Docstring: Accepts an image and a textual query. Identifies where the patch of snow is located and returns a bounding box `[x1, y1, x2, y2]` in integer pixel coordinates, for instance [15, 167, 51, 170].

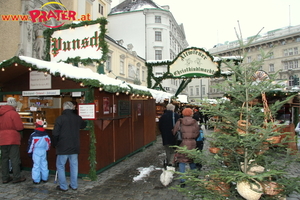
[133, 165, 161, 182]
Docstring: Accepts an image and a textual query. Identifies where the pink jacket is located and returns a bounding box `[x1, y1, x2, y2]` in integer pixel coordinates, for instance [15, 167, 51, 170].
[173, 116, 199, 163]
[0, 105, 24, 145]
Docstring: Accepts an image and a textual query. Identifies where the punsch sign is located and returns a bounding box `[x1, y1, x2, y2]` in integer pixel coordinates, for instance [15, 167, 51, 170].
[50, 23, 103, 62]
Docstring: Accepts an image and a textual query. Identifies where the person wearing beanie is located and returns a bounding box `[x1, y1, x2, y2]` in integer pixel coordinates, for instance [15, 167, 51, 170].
[158, 104, 180, 167]
[0, 97, 26, 184]
[53, 101, 86, 191]
[27, 119, 51, 184]
[172, 107, 199, 188]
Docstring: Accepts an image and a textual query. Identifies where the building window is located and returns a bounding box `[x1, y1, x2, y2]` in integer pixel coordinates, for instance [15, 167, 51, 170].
[120, 60, 124, 74]
[155, 31, 162, 41]
[202, 86, 206, 96]
[284, 62, 288, 70]
[283, 47, 298, 56]
[295, 60, 299, 68]
[269, 64, 274, 72]
[257, 54, 261, 61]
[155, 72, 163, 77]
[289, 48, 293, 56]
[296, 37, 300, 42]
[136, 67, 140, 81]
[155, 50, 162, 60]
[98, 3, 103, 15]
[247, 56, 251, 63]
[128, 64, 135, 78]
[196, 87, 199, 96]
[155, 16, 161, 23]
[142, 70, 145, 81]
[289, 61, 294, 69]
[289, 76, 294, 86]
[294, 47, 298, 55]
[164, 87, 170, 91]
[106, 55, 111, 71]
[269, 52, 274, 59]
[189, 86, 193, 96]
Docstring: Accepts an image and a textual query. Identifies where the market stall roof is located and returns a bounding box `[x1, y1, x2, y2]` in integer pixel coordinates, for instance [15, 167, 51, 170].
[0, 56, 173, 103]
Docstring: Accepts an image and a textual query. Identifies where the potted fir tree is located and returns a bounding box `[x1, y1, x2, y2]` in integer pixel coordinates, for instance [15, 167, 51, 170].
[172, 26, 300, 199]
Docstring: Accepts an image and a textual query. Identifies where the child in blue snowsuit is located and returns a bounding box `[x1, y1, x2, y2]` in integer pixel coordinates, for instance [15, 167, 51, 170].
[27, 120, 51, 184]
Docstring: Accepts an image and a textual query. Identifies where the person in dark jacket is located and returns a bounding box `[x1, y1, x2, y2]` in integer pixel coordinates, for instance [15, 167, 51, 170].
[0, 97, 26, 184]
[159, 104, 180, 166]
[52, 101, 86, 192]
[192, 107, 201, 122]
[28, 119, 51, 184]
[173, 108, 199, 187]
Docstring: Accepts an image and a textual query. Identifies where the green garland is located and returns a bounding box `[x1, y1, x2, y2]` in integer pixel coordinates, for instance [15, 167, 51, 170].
[98, 18, 109, 74]
[84, 88, 97, 181]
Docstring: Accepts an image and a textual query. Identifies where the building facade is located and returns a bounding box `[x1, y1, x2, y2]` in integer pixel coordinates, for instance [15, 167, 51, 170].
[208, 25, 300, 99]
[0, 0, 148, 86]
[108, 0, 189, 95]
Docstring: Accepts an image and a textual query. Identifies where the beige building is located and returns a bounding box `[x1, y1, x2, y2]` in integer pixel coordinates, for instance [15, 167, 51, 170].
[0, 0, 147, 86]
[208, 25, 300, 99]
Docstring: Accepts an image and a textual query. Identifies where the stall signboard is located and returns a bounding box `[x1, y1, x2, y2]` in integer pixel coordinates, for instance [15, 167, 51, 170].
[103, 97, 109, 114]
[169, 48, 218, 78]
[72, 92, 82, 97]
[50, 23, 103, 62]
[22, 90, 60, 96]
[78, 103, 96, 120]
[118, 100, 131, 116]
[30, 71, 51, 89]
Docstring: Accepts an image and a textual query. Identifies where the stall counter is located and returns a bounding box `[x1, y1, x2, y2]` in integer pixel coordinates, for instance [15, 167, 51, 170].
[23, 124, 54, 130]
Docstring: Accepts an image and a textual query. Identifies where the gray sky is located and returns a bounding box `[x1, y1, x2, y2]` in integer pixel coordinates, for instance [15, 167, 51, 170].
[112, 0, 300, 49]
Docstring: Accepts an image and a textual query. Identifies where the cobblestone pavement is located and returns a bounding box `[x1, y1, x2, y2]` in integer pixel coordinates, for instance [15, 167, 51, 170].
[1, 132, 300, 200]
[0, 135, 188, 200]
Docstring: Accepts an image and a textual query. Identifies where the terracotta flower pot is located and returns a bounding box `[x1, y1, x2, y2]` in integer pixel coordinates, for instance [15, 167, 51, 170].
[267, 135, 282, 144]
[262, 181, 283, 196]
[236, 147, 245, 155]
[209, 147, 220, 154]
[255, 142, 269, 155]
[204, 178, 230, 197]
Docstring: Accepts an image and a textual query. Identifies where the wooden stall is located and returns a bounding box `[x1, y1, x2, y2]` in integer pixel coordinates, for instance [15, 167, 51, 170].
[0, 57, 168, 176]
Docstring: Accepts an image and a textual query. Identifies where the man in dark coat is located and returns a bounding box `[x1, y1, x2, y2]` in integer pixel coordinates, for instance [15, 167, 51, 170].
[53, 101, 86, 192]
[158, 104, 180, 166]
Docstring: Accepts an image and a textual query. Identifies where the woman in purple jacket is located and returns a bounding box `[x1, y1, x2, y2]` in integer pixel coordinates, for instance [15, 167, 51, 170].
[173, 108, 199, 188]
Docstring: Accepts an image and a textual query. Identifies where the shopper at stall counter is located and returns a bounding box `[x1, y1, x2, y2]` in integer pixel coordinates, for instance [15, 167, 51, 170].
[0, 97, 26, 184]
[27, 119, 51, 184]
[52, 101, 86, 192]
[172, 108, 199, 188]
